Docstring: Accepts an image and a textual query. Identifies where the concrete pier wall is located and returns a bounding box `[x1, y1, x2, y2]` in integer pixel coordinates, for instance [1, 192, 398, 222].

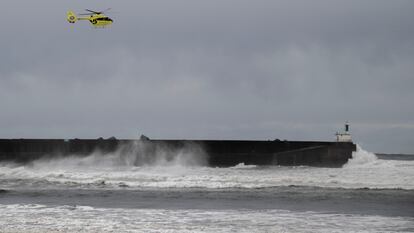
[0, 139, 356, 167]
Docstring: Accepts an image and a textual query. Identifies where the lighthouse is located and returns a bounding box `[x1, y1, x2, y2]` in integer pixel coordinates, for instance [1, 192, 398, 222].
[336, 122, 352, 142]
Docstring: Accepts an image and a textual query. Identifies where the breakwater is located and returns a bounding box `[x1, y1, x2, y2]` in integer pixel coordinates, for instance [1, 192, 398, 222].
[0, 138, 356, 167]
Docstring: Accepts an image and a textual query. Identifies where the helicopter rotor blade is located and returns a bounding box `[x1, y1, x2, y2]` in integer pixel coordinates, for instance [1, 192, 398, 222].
[85, 9, 100, 14]
[102, 8, 112, 13]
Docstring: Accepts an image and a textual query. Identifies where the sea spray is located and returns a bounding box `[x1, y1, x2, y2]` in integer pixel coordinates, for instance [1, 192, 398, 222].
[342, 145, 378, 168]
[29, 140, 208, 170]
[1, 145, 413, 190]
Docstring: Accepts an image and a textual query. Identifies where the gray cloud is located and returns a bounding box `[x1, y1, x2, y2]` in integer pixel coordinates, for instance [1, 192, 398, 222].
[0, 0, 413, 153]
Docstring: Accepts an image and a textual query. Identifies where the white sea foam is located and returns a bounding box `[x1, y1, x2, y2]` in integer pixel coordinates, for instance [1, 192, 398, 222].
[0, 204, 412, 233]
[0, 145, 413, 190]
[343, 145, 379, 168]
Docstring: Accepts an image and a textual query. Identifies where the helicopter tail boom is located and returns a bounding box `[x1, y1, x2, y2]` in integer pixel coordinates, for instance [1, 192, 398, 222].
[67, 11, 77, 23]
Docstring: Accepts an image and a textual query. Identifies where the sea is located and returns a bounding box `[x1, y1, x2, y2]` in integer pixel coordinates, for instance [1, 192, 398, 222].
[0, 145, 413, 232]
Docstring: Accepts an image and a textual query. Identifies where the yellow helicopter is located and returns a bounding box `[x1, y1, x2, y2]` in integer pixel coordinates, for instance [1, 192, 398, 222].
[67, 9, 113, 27]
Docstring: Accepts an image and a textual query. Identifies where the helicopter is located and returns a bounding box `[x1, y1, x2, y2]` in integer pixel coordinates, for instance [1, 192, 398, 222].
[67, 9, 113, 27]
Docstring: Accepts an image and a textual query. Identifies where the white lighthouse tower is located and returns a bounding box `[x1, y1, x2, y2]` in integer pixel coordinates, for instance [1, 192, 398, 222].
[336, 121, 352, 142]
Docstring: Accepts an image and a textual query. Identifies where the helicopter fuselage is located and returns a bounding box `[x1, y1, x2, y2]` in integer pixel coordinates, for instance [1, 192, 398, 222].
[79, 14, 113, 27]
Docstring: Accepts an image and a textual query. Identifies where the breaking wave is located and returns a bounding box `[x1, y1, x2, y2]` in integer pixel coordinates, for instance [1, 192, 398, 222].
[343, 145, 378, 168]
[0, 144, 413, 190]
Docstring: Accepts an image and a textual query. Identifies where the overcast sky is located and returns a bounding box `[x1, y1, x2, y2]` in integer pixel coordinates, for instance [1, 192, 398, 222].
[0, 0, 413, 153]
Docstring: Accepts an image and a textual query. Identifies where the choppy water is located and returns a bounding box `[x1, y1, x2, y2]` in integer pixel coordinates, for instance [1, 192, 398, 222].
[0, 146, 413, 232]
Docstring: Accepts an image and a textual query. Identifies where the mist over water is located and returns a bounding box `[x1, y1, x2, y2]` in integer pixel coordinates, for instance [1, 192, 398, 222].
[32, 140, 208, 169]
[0, 143, 413, 190]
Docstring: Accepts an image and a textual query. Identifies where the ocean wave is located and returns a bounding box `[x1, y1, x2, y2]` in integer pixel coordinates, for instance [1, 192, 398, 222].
[0, 146, 413, 190]
[0, 204, 412, 233]
[343, 145, 380, 168]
